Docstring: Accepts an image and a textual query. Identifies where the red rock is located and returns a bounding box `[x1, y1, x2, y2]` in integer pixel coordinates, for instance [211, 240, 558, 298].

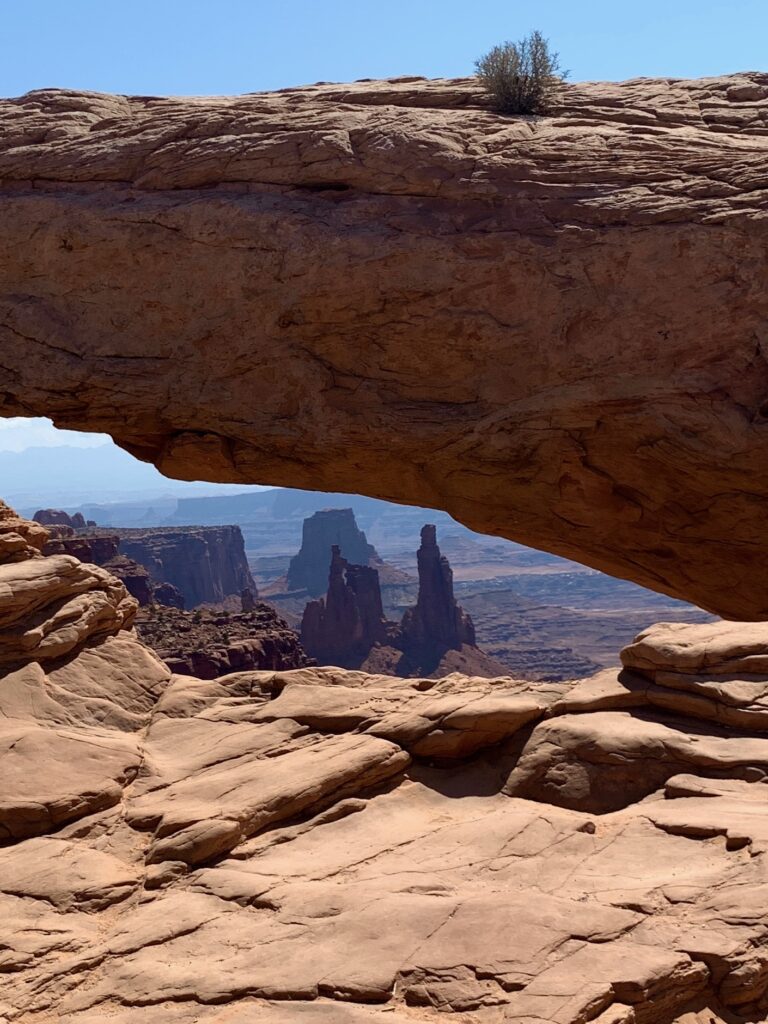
[401, 524, 475, 652]
[33, 509, 86, 529]
[2, 77, 768, 615]
[135, 603, 310, 678]
[111, 526, 257, 607]
[301, 528, 502, 677]
[301, 546, 390, 667]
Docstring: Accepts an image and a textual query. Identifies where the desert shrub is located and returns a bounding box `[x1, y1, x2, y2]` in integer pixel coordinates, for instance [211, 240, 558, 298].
[475, 30, 566, 114]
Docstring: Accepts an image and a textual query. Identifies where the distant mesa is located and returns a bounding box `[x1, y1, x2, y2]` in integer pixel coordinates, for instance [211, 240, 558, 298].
[41, 529, 185, 610]
[33, 508, 94, 529]
[287, 508, 380, 596]
[31, 505, 309, 677]
[113, 527, 257, 608]
[33, 510, 256, 611]
[301, 523, 507, 678]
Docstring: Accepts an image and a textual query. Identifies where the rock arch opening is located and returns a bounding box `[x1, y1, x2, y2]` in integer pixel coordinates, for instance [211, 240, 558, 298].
[1, 78, 768, 618]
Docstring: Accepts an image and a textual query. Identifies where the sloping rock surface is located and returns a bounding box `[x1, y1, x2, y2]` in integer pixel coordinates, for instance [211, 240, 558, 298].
[1, 75, 768, 615]
[3, 492, 768, 1024]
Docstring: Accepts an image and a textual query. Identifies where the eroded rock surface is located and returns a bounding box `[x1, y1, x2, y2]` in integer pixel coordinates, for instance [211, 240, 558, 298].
[288, 508, 382, 596]
[300, 528, 504, 676]
[3, 494, 768, 1024]
[111, 526, 257, 607]
[1, 75, 768, 614]
[41, 530, 184, 608]
[134, 602, 311, 677]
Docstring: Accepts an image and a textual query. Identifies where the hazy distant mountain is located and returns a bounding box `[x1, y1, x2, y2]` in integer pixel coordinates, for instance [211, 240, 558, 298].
[1, 444, 264, 507]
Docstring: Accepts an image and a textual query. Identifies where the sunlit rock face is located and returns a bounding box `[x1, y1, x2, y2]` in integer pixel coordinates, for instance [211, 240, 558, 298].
[3, 70, 768, 1023]
[1, 74, 768, 616]
[4, 495, 768, 1021]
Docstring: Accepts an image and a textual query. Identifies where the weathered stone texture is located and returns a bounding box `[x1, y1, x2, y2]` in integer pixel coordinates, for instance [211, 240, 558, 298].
[1, 75, 768, 614]
[401, 523, 475, 652]
[111, 526, 256, 607]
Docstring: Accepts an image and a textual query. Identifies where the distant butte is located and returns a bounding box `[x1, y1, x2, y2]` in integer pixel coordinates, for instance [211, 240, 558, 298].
[301, 525, 510, 677]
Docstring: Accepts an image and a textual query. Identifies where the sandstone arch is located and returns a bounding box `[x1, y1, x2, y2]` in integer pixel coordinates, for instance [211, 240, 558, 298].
[1, 74, 767, 617]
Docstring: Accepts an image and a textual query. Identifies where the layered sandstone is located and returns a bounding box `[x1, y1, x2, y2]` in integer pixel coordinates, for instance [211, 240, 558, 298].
[1, 75, 768, 615]
[301, 527, 501, 675]
[4, 510, 768, 1024]
[42, 531, 185, 608]
[401, 524, 475, 652]
[108, 526, 257, 607]
[0, 501, 136, 667]
[301, 545, 392, 666]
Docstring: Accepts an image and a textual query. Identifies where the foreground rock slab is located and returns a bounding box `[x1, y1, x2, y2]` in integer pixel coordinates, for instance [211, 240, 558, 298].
[1, 509, 768, 1023]
[1, 76, 768, 615]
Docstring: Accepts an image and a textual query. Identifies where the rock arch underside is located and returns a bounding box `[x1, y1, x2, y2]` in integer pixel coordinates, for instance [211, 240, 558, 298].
[2, 74, 768, 1024]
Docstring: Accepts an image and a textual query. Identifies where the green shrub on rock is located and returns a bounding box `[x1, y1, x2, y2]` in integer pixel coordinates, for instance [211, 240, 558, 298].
[475, 30, 567, 114]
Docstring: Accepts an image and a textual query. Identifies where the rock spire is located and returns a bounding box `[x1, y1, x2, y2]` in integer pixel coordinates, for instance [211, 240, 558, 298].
[400, 524, 475, 652]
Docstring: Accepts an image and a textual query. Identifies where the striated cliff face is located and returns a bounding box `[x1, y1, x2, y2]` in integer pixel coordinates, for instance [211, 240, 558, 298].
[1, 75, 768, 615]
[287, 508, 379, 596]
[301, 545, 391, 666]
[110, 526, 257, 607]
[42, 531, 185, 609]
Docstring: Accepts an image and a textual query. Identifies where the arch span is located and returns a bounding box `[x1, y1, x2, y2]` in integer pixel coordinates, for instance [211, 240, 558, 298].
[1, 75, 768, 617]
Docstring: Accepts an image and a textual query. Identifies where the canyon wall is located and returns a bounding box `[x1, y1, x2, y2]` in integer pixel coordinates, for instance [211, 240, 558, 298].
[112, 526, 257, 607]
[41, 528, 184, 608]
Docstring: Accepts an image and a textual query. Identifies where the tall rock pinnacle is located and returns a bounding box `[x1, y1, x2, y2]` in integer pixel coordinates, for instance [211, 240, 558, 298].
[300, 545, 388, 666]
[401, 525, 475, 652]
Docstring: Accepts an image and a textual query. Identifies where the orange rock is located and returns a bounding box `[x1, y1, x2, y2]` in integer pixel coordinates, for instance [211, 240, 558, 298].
[1, 76, 768, 615]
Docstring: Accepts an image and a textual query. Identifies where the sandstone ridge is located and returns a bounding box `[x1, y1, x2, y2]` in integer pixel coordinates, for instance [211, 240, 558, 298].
[4, 498, 768, 1021]
[1, 74, 768, 616]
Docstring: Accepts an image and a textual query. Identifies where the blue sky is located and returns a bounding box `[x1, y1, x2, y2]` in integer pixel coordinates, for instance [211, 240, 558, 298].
[2, 0, 765, 99]
[1, 0, 765, 455]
